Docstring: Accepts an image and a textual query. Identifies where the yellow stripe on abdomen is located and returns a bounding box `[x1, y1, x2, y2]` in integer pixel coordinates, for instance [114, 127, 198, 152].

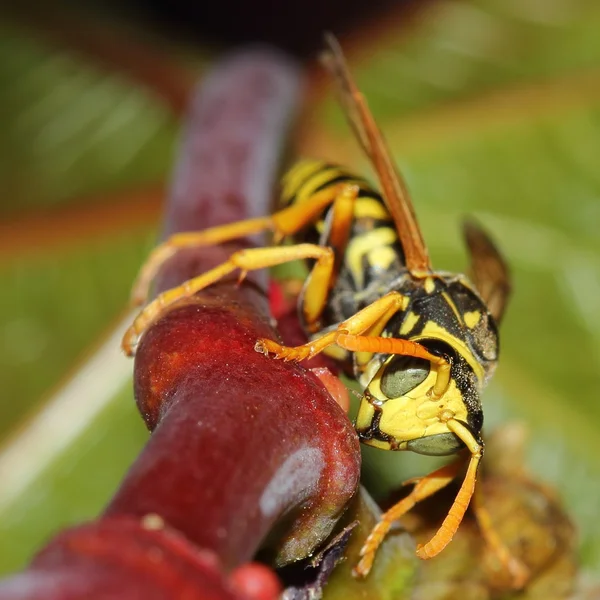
[294, 167, 348, 204]
[280, 159, 326, 205]
[346, 227, 398, 289]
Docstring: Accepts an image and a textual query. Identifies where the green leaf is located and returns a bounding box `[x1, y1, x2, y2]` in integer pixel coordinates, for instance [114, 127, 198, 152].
[0, 19, 175, 575]
[0, 19, 174, 433]
[0, 229, 155, 437]
[0, 22, 178, 214]
[0, 378, 148, 574]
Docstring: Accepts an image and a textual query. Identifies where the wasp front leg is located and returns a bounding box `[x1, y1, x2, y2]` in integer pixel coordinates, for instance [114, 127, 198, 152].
[257, 292, 451, 399]
[354, 417, 483, 578]
[255, 290, 407, 361]
[415, 417, 482, 558]
[353, 456, 464, 577]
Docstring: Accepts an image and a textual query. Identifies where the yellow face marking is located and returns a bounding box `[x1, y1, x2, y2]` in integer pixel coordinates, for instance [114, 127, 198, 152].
[356, 400, 376, 433]
[400, 311, 420, 335]
[355, 401, 392, 450]
[360, 366, 468, 445]
[346, 228, 398, 289]
[362, 438, 392, 451]
[463, 310, 481, 328]
[413, 320, 485, 382]
[424, 277, 436, 294]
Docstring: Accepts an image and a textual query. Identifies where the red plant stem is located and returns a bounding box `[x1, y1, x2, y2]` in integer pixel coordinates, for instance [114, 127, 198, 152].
[105, 47, 361, 569]
[0, 49, 360, 599]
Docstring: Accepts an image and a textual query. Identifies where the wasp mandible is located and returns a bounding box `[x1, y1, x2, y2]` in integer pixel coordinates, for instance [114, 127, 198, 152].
[122, 35, 525, 583]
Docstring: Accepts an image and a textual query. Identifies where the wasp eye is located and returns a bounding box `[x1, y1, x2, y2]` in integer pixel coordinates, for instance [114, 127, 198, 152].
[380, 356, 430, 398]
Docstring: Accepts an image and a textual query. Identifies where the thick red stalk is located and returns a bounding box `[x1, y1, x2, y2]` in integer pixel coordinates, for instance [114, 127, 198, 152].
[0, 49, 360, 599]
[106, 48, 361, 569]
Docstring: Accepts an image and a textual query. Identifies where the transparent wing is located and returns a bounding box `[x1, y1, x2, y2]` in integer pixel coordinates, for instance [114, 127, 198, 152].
[463, 219, 511, 324]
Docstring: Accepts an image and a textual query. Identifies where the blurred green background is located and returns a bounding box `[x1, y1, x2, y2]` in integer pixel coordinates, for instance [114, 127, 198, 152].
[0, 0, 599, 586]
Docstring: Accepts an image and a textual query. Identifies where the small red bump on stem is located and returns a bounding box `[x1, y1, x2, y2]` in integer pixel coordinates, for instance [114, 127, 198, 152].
[229, 563, 282, 600]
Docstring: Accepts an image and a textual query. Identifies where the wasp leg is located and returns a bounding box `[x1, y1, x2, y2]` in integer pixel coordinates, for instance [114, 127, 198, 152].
[472, 488, 530, 589]
[353, 417, 482, 576]
[336, 334, 451, 399]
[256, 291, 406, 360]
[353, 456, 466, 578]
[416, 417, 482, 559]
[131, 183, 358, 306]
[300, 184, 359, 330]
[256, 292, 451, 399]
[122, 244, 334, 356]
[131, 218, 271, 306]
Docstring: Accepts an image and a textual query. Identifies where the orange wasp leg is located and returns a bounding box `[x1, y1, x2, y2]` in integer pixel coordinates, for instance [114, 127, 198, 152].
[131, 218, 271, 306]
[257, 295, 451, 399]
[472, 488, 530, 589]
[123, 184, 360, 356]
[416, 417, 482, 559]
[122, 243, 335, 356]
[130, 183, 359, 306]
[337, 334, 451, 399]
[355, 419, 483, 577]
[353, 456, 466, 578]
[256, 291, 407, 361]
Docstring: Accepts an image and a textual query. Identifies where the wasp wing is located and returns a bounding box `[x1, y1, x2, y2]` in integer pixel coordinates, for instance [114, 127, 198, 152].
[463, 219, 511, 324]
[321, 34, 431, 275]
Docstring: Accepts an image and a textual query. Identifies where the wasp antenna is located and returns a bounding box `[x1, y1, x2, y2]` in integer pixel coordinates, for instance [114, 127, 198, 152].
[321, 33, 372, 156]
[320, 34, 431, 275]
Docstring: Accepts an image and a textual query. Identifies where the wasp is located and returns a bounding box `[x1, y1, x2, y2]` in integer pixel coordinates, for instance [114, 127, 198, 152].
[122, 35, 527, 583]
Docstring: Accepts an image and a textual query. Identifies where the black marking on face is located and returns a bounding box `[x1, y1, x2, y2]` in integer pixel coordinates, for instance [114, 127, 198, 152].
[420, 340, 484, 438]
[356, 390, 398, 449]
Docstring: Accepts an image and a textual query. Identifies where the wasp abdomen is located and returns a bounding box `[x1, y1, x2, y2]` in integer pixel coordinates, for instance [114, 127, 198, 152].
[281, 159, 405, 301]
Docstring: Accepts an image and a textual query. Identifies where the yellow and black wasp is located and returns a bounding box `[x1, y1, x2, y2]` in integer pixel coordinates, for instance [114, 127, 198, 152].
[122, 35, 526, 583]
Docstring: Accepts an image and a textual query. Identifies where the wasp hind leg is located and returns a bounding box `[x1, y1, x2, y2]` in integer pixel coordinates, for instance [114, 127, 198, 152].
[123, 183, 360, 356]
[130, 183, 359, 306]
[122, 244, 336, 356]
[131, 217, 272, 306]
[472, 488, 530, 589]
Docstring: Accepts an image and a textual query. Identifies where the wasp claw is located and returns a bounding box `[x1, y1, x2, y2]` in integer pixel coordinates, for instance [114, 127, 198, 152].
[254, 340, 269, 356]
[352, 556, 371, 579]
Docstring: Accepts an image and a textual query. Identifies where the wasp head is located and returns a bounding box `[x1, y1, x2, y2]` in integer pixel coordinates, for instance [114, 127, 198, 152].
[355, 343, 483, 455]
